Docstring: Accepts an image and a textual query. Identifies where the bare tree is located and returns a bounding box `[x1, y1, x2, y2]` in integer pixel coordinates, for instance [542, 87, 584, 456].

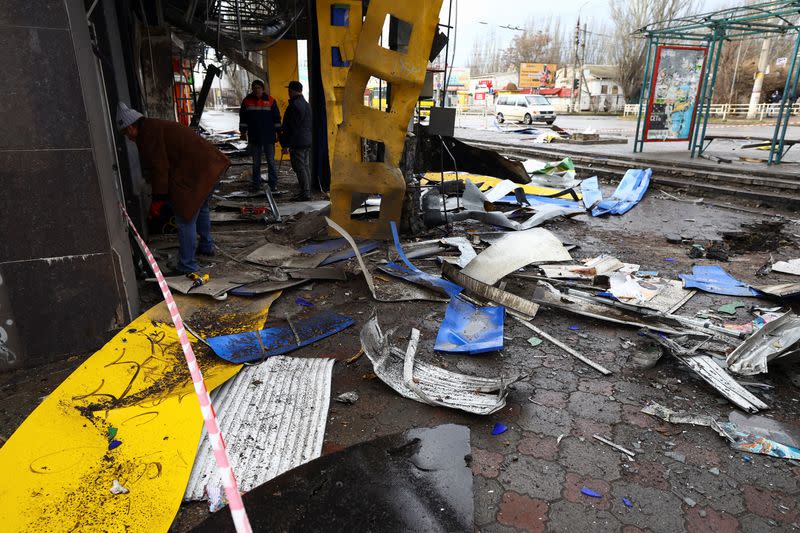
[501, 16, 566, 68]
[468, 30, 504, 75]
[609, 0, 696, 102]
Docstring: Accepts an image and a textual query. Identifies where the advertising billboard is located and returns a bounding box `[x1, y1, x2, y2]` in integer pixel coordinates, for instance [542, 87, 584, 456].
[519, 63, 557, 89]
[644, 45, 707, 142]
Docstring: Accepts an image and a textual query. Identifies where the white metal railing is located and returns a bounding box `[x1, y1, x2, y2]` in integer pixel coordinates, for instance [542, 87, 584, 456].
[623, 102, 800, 119]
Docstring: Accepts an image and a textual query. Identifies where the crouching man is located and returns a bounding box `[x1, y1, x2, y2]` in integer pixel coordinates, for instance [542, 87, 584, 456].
[116, 102, 230, 274]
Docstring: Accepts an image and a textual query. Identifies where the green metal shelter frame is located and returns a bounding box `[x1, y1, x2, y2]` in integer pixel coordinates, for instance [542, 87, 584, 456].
[632, 0, 800, 164]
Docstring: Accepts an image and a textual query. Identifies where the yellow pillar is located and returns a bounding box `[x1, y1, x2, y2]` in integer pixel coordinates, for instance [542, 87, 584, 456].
[263, 39, 299, 150]
[316, 1, 363, 171]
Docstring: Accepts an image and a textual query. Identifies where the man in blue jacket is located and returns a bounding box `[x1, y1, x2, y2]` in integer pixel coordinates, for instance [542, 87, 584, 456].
[239, 80, 281, 191]
[280, 81, 313, 201]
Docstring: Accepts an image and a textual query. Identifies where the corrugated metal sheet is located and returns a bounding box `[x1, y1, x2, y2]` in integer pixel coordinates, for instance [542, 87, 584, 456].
[184, 356, 334, 501]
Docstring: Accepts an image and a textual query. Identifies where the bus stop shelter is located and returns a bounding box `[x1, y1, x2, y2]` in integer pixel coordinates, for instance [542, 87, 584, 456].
[632, 0, 800, 165]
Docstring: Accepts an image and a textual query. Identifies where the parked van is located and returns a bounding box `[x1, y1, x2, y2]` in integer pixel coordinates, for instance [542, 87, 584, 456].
[495, 94, 556, 125]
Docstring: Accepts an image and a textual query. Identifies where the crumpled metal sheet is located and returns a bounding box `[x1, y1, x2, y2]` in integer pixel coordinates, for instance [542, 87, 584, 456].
[727, 312, 800, 375]
[440, 237, 477, 268]
[434, 296, 505, 354]
[452, 180, 584, 231]
[642, 402, 800, 460]
[461, 228, 572, 285]
[591, 168, 652, 216]
[184, 356, 334, 502]
[207, 310, 355, 363]
[679, 265, 761, 297]
[641, 331, 768, 413]
[361, 316, 522, 415]
[754, 281, 800, 299]
[442, 262, 539, 319]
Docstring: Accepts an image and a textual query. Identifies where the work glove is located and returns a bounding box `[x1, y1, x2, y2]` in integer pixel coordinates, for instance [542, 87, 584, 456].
[149, 195, 168, 219]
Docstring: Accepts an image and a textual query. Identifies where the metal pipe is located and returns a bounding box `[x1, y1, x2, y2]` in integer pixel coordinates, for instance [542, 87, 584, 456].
[696, 29, 726, 157]
[768, 32, 800, 164]
[633, 37, 655, 153]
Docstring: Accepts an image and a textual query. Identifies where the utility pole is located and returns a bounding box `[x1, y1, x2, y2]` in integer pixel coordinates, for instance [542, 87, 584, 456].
[570, 17, 580, 113]
[747, 38, 771, 119]
[580, 23, 587, 111]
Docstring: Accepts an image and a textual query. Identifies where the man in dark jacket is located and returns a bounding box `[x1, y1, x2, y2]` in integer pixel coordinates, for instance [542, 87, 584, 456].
[280, 81, 313, 201]
[116, 102, 230, 274]
[239, 80, 282, 191]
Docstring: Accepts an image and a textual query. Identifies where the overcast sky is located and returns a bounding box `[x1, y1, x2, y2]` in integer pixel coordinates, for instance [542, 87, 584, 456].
[439, 0, 729, 68]
[440, 0, 611, 67]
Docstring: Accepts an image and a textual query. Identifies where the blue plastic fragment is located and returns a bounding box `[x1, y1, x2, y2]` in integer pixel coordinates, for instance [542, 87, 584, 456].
[434, 296, 505, 354]
[295, 297, 314, 307]
[664, 258, 676, 262]
[491, 423, 508, 436]
[679, 265, 761, 297]
[207, 311, 355, 363]
[581, 487, 602, 498]
[580, 176, 603, 210]
[319, 240, 379, 266]
[108, 439, 122, 450]
[623, 498, 633, 508]
[389, 222, 463, 298]
[636, 271, 658, 278]
[591, 168, 652, 216]
[297, 238, 348, 254]
[569, 325, 580, 331]
[497, 194, 583, 210]
[743, 455, 752, 463]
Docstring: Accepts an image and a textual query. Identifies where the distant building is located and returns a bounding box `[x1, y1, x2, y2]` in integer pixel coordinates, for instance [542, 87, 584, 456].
[555, 65, 625, 112]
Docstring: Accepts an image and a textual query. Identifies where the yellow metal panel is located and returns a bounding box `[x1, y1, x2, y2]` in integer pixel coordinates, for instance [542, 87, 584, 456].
[0, 293, 280, 532]
[421, 171, 583, 199]
[316, 0, 363, 171]
[264, 39, 299, 150]
[329, 0, 444, 239]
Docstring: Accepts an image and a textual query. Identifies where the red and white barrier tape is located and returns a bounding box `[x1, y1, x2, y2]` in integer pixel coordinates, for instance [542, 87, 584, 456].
[120, 206, 251, 533]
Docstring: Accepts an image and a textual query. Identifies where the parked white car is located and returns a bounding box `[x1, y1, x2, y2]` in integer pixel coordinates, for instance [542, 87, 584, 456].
[495, 94, 556, 125]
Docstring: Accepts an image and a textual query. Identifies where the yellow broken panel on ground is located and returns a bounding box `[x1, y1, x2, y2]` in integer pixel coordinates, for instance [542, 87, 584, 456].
[329, 0, 444, 239]
[0, 292, 280, 532]
[421, 171, 583, 199]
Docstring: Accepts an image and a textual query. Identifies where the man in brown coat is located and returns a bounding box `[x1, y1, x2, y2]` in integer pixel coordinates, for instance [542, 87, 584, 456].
[116, 103, 230, 274]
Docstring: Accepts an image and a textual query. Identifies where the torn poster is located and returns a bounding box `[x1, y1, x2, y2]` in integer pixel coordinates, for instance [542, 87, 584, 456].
[642, 403, 800, 460]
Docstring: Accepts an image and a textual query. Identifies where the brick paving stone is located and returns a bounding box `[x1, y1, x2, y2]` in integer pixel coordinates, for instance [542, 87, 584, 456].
[542, 353, 575, 371]
[548, 500, 622, 533]
[496, 491, 548, 532]
[518, 403, 572, 436]
[578, 379, 615, 396]
[621, 403, 657, 429]
[610, 482, 686, 533]
[685, 506, 742, 533]
[529, 368, 579, 393]
[614, 380, 669, 406]
[568, 390, 621, 424]
[530, 389, 568, 409]
[478, 523, 523, 533]
[669, 465, 745, 515]
[572, 417, 613, 440]
[738, 514, 783, 532]
[621, 458, 670, 491]
[517, 432, 559, 461]
[474, 475, 503, 527]
[472, 447, 505, 479]
[497, 455, 565, 502]
[559, 437, 622, 481]
[673, 442, 720, 467]
[743, 485, 799, 524]
[471, 423, 522, 451]
[724, 455, 800, 493]
[621, 527, 653, 533]
[563, 472, 613, 510]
